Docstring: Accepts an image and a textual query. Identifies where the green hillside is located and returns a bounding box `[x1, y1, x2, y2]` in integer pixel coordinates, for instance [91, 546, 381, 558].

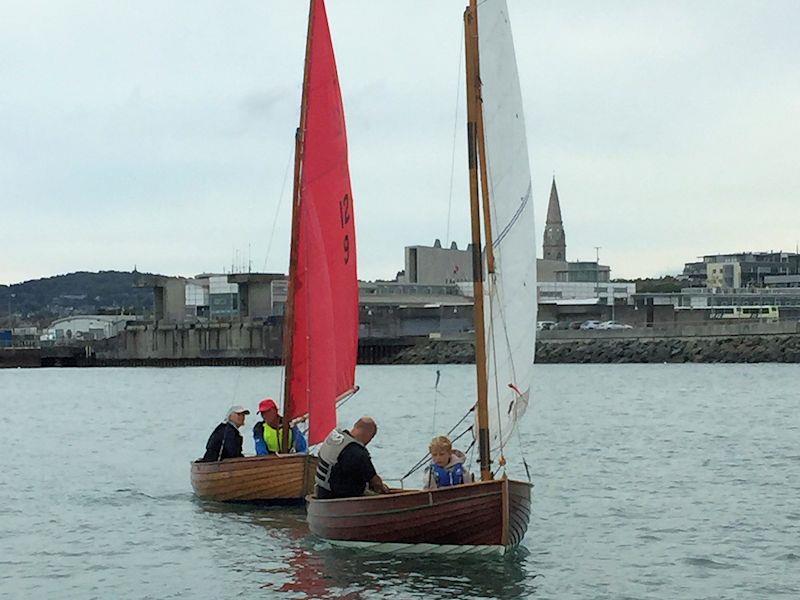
[1, 271, 157, 326]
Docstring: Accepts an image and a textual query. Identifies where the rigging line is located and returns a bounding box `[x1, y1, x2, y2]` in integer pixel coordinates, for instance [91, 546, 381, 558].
[480, 136, 519, 453]
[493, 272, 520, 386]
[262, 146, 295, 271]
[486, 274, 505, 457]
[399, 406, 475, 480]
[480, 132, 530, 391]
[444, 24, 464, 246]
[515, 412, 532, 483]
[400, 425, 474, 481]
[431, 368, 441, 436]
[466, 437, 476, 476]
[298, 388, 359, 439]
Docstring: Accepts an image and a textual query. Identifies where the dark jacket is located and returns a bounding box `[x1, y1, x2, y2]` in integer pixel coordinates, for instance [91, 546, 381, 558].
[316, 440, 377, 499]
[199, 421, 243, 462]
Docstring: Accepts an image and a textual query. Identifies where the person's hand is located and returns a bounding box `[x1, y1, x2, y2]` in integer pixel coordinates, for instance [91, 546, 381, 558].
[380, 482, 391, 494]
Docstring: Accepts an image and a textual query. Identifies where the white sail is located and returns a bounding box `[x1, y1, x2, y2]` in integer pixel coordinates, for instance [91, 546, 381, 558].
[477, 0, 537, 453]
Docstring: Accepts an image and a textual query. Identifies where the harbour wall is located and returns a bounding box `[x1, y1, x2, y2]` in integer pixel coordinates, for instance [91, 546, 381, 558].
[387, 331, 800, 364]
[3, 320, 800, 367]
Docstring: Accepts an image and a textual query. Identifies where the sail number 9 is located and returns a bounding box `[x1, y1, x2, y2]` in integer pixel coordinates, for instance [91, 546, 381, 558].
[340, 194, 351, 264]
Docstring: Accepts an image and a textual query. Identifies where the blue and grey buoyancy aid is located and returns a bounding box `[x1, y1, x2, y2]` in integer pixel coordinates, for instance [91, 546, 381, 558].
[315, 428, 363, 492]
[431, 462, 464, 487]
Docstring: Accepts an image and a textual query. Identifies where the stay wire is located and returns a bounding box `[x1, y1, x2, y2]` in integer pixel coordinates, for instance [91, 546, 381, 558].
[444, 25, 464, 246]
[262, 146, 294, 271]
[400, 405, 475, 481]
[400, 425, 474, 482]
[486, 274, 505, 463]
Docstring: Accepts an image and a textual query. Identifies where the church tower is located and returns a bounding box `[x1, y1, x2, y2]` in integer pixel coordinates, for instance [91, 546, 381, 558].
[542, 177, 566, 261]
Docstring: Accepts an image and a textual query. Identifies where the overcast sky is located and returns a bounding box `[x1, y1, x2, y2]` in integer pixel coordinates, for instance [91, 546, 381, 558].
[1, 0, 798, 285]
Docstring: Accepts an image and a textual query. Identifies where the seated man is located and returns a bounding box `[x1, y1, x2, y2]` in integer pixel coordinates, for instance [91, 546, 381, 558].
[422, 435, 473, 489]
[314, 416, 390, 499]
[253, 398, 308, 455]
[199, 405, 249, 462]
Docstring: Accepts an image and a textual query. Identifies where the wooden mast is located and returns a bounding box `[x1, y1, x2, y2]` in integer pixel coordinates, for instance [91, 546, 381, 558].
[472, 8, 496, 277]
[281, 0, 316, 453]
[464, 0, 492, 482]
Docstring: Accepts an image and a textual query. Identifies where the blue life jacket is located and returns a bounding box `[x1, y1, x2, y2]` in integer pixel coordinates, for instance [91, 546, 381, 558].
[431, 462, 464, 487]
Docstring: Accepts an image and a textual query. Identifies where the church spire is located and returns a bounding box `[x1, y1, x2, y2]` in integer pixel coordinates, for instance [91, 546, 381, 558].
[543, 177, 566, 261]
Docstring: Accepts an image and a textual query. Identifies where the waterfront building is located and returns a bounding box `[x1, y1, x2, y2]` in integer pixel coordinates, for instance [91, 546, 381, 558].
[43, 315, 136, 342]
[682, 251, 800, 288]
[633, 287, 800, 325]
[401, 239, 472, 285]
[764, 274, 800, 288]
[553, 261, 610, 283]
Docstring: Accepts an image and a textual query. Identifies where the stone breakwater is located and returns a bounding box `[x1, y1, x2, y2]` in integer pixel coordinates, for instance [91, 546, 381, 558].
[386, 335, 800, 364]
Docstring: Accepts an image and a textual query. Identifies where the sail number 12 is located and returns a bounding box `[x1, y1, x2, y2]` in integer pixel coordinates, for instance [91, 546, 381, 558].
[339, 193, 351, 264]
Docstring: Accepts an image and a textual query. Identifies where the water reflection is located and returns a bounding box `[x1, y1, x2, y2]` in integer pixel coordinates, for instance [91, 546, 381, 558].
[198, 501, 538, 599]
[294, 543, 539, 600]
[193, 500, 540, 599]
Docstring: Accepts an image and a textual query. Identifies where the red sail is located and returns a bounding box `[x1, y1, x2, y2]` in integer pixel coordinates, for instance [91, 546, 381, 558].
[288, 0, 358, 445]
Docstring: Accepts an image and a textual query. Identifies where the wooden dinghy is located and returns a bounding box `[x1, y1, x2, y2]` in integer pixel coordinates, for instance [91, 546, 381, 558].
[307, 479, 531, 554]
[191, 454, 317, 503]
[308, 0, 538, 554]
[190, 0, 359, 504]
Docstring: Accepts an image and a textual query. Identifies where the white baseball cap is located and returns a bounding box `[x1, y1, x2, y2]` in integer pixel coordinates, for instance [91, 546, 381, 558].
[226, 405, 250, 418]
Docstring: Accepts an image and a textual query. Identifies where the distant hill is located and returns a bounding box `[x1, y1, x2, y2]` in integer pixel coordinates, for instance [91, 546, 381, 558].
[0, 271, 157, 325]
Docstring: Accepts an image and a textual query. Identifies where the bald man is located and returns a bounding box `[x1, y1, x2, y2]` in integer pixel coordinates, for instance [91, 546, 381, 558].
[315, 417, 390, 499]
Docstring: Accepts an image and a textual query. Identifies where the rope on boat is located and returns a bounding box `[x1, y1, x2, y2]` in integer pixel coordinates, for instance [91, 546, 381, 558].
[431, 369, 442, 436]
[298, 386, 360, 441]
[486, 274, 506, 467]
[514, 388, 533, 483]
[399, 421, 474, 483]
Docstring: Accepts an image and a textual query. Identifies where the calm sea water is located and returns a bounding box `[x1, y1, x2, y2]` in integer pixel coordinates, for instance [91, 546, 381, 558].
[1, 364, 799, 599]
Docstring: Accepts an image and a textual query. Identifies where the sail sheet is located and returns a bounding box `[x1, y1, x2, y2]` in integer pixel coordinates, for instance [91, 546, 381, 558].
[477, 0, 537, 452]
[288, 0, 358, 445]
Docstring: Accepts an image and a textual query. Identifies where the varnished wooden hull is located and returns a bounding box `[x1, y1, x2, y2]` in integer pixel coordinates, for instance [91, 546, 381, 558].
[190, 454, 317, 503]
[307, 478, 531, 550]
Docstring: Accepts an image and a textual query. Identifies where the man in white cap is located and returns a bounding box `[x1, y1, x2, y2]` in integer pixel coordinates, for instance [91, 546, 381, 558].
[199, 405, 250, 462]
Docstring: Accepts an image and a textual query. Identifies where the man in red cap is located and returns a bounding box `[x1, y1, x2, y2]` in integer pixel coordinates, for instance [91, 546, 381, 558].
[253, 398, 308, 455]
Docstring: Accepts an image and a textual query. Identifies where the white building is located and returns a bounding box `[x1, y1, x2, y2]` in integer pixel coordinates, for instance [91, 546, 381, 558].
[45, 315, 136, 341]
[537, 281, 636, 306]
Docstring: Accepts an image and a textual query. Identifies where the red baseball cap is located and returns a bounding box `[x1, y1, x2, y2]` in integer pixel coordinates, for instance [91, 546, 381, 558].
[258, 398, 278, 413]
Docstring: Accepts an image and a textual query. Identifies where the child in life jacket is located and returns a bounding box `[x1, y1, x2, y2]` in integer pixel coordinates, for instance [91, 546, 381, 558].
[422, 435, 473, 490]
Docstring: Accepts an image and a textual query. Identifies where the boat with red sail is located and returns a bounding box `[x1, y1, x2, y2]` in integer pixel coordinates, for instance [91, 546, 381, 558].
[307, 0, 537, 552]
[191, 0, 359, 504]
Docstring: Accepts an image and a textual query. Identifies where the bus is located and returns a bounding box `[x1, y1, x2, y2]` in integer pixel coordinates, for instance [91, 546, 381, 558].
[707, 306, 779, 321]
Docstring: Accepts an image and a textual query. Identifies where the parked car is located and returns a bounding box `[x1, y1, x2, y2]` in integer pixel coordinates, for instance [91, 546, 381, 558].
[598, 320, 633, 330]
[569, 320, 584, 330]
[554, 321, 571, 330]
[580, 320, 601, 330]
[537, 321, 556, 331]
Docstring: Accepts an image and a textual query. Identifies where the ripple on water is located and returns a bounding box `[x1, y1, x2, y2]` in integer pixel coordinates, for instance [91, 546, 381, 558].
[683, 557, 737, 570]
[4, 363, 800, 599]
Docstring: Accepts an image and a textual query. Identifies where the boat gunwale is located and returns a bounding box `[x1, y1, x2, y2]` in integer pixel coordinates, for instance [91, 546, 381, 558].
[190, 453, 313, 472]
[309, 477, 530, 500]
[307, 489, 503, 519]
[306, 478, 532, 514]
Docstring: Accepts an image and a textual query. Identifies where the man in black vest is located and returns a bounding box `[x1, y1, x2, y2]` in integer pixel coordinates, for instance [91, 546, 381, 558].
[315, 416, 390, 499]
[199, 405, 249, 462]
